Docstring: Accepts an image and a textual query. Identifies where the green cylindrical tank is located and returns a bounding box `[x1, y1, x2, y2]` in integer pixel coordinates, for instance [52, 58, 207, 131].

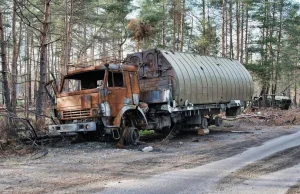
[127, 49, 254, 105]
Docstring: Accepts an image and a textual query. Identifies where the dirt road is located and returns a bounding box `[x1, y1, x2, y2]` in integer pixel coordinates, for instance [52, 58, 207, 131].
[0, 125, 299, 194]
[101, 130, 300, 194]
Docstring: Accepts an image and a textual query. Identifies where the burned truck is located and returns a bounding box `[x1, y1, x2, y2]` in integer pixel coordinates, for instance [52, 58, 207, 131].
[48, 49, 254, 145]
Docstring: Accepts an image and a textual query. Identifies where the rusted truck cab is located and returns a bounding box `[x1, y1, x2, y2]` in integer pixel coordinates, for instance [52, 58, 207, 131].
[48, 63, 147, 145]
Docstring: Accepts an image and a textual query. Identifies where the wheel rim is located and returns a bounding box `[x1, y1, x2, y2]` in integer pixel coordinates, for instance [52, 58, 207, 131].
[130, 128, 140, 145]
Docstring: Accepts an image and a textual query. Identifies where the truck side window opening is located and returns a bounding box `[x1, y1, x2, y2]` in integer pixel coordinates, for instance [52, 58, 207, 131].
[113, 72, 124, 87]
[108, 72, 124, 87]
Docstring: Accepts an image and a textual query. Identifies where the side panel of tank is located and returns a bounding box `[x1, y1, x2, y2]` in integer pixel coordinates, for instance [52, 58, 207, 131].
[160, 51, 253, 105]
[127, 50, 253, 105]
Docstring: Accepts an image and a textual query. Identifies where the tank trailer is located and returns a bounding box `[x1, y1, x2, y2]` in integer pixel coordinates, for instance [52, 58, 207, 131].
[47, 49, 254, 145]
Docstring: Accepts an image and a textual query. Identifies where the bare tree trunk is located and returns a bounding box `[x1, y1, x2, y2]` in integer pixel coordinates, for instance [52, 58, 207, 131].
[11, 2, 18, 114]
[50, 33, 54, 78]
[67, 0, 73, 69]
[0, 12, 12, 112]
[236, 1, 240, 61]
[180, 0, 185, 52]
[177, 10, 180, 51]
[294, 67, 297, 106]
[102, 31, 107, 55]
[162, 1, 166, 48]
[240, 2, 244, 63]
[274, 0, 283, 96]
[202, 0, 206, 55]
[29, 34, 33, 106]
[172, 0, 177, 51]
[221, 0, 225, 57]
[287, 72, 291, 98]
[245, 3, 249, 64]
[229, 0, 233, 59]
[36, 0, 50, 121]
[25, 28, 30, 117]
[90, 26, 96, 64]
[33, 43, 37, 103]
[270, 2, 276, 96]
[83, 23, 87, 62]
[225, 1, 228, 57]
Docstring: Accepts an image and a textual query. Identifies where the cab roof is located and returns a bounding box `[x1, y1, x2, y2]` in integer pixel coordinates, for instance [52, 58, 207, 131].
[65, 63, 137, 79]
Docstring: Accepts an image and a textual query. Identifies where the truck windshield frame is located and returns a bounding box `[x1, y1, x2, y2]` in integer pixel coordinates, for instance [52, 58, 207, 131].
[61, 69, 106, 93]
[60, 69, 125, 93]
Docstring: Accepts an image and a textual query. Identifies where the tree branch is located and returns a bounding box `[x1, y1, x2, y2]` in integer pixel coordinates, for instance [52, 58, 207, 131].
[45, 38, 60, 46]
[15, 9, 43, 34]
[16, 0, 44, 24]
[26, 0, 44, 14]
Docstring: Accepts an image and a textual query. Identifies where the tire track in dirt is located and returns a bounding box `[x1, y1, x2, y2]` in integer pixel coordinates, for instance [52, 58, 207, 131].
[217, 146, 300, 190]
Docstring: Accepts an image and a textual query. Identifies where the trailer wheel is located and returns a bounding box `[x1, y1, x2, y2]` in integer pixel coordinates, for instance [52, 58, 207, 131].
[200, 118, 208, 129]
[214, 116, 223, 127]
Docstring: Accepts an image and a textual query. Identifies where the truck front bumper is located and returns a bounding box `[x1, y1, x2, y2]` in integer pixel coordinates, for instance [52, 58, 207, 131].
[49, 122, 97, 134]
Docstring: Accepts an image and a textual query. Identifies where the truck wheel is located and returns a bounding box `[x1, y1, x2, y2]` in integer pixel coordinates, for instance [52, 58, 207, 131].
[200, 118, 208, 129]
[129, 127, 140, 145]
[214, 116, 223, 127]
[122, 127, 140, 146]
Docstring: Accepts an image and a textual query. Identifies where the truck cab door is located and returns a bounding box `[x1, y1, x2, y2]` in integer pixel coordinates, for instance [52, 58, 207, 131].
[105, 71, 127, 117]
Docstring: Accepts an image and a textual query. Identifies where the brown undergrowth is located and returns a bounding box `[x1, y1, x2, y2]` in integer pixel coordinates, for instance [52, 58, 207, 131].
[0, 118, 36, 157]
[232, 107, 300, 127]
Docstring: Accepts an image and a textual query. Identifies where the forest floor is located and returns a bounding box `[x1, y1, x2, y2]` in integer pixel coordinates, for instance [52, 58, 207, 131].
[0, 108, 300, 194]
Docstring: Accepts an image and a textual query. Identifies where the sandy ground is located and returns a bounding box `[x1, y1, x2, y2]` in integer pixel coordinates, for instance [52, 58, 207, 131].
[0, 119, 300, 194]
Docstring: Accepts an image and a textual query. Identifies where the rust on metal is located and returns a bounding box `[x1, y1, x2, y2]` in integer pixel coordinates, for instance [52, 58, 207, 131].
[81, 95, 92, 109]
[55, 63, 140, 125]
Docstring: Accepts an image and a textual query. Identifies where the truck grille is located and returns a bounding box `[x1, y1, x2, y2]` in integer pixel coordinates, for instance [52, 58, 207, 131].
[63, 109, 90, 119]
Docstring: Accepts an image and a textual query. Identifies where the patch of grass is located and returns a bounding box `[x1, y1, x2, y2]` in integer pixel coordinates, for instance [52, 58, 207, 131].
[139, 130, 155, 136]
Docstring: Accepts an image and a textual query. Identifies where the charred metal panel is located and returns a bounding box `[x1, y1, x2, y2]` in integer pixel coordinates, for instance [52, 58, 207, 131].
[81, 95, 91, 109]
[140, 90, 170, 104]
[127, 49, 254, 106]
[57, 92, 99, 110]
[129, 72, 140, 95]
[107, 87, 127, 117]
